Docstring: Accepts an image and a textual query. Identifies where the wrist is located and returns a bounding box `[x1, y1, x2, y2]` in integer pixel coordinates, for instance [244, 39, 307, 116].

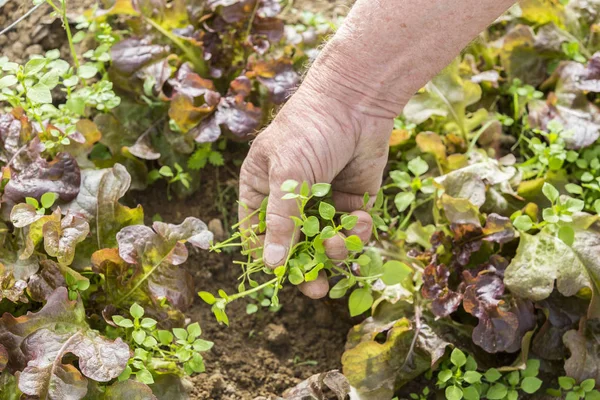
[302, 27, 409, 120]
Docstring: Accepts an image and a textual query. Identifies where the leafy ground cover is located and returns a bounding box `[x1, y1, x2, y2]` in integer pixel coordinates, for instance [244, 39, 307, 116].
[1, 0, 600, 399]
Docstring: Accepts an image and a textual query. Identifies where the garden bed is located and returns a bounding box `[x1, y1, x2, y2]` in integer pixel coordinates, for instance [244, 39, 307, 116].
[1, 1, 599, 400]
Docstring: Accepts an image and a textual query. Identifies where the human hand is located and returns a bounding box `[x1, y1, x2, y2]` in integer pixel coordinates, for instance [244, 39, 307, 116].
[238, 74, 394, 299]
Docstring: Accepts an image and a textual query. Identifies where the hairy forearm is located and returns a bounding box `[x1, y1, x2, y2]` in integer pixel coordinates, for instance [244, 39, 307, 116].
[303, 0, 515, 119]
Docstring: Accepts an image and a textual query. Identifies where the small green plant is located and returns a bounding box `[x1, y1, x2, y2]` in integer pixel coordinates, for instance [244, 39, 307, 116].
[512, 182, 584, 245]
[148, 163, 192, 199]
[436, 349, 542, 400]
[547, 377, 600, 400]
[24, 192, 57, 215]
[245, 285, 282, 315]
[200, 181, 412, 323]
[507, 78, 543, 121]
[384, 156, 436, 234]
[112, 304, 213, 384]
[409, 386, 431, 400]
[518, 120, 578, 179]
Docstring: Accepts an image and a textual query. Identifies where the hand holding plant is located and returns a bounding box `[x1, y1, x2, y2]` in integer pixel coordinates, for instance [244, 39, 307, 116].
[238, 81, 392, 298]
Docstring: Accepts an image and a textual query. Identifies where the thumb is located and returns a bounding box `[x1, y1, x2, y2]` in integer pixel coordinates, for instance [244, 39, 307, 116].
[263, 179, 301, 269]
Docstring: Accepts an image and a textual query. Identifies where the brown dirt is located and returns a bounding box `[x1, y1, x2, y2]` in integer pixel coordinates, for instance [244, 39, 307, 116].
[0, 0, 92, 63]
[129, 155, 357, 400]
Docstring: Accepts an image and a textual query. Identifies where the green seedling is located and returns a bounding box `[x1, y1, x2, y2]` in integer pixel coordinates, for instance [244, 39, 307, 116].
[547, 377, 600, 400]
[200, 181, 415, 323]
[112, 303, 213, 384]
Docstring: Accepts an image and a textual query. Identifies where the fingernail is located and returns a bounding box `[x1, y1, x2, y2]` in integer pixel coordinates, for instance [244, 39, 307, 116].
[354, 222, 369, 234]
[264, 243, 287, 267]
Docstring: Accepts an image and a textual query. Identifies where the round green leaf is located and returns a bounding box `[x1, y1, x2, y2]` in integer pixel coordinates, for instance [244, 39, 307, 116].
[132, 329, 146, 345]
[463, 386, 480, 400]
[27, 84, 52, 104]
[486, 383, 508, 400]
[344, 235, 364, 252]
[408, 157, 429, 176]
[281, 179, 299, 192]
[246, 303, 258, 314]
[559, 377, 576, 390]
[341, 215, 359, 230]
[302, 216, 320, 237]
[0, 75, 17, 89]
[485, 368, 502, 383]
[157, 330, 173, 345]
[438, 369, 453, 383]
[40, 192, 57, 209]
[381, 260, 412, 285]
[135, 368, 154, 384]
[450, 348, 467, 367]
[542, 182, 559, 203]
[582, 379, 596, 392]
[445, 385, 463, 400]
[348, 288, 373, 317]
[187, 322, 201, 338]
[513, 215, 533, 232]
[464, 371, 482, 384]
[289, 266, 304, 285]
[129, 303, 144, 319]
[311, 183, 331, 197]
[198, 291, 216, 305]
[394, 192, 415, 213]
[329, 278, 351, 299]
[77, 64, 98, 79]
[319, 202, 336, 220]
[140, 318, 157, 329]
[521, 377, 542, 394]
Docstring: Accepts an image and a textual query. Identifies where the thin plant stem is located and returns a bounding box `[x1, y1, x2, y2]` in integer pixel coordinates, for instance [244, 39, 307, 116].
[46, 0, 80, 68]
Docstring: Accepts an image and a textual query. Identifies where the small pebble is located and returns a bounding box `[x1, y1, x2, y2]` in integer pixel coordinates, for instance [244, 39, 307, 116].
[208, 218, 226, 241]
[264, 323, 289, 346]
[25, 44, 43, 56]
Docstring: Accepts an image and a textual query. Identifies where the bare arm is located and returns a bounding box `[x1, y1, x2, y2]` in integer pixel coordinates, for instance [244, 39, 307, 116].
[306, 0, 516, 118]
[239, 0, 516, 298]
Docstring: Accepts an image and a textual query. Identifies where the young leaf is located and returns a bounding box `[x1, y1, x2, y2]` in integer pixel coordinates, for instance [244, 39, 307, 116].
[450, 348, 467, 367]
[344, 235, 364, 252]
[318, 202, 336, 220]
[341, 215, 359, 230]
[381, 261, 412, 286]
[513, 215, 533, 231]
[289, 266, 304, 285]
[408, 157, 429, 177]
[485, 368, 502, 382]
[130, 303, 144, 319]
[521, 376, 543, 394]
[198, 291, 216, 305]
[280, 179, 298, 193]
[187, 322, 201, 338]
[542, 182, 559, 203]
[246, 303, 258, 314]
[445, 385, 463, 400]
[486, 383, 508, 400]
[40, 192, 57, 209]
[394, 192, 415, 213]
[311, 183, 331, 197]
[302, 216, 320, 237]
[348, 288, 373, 317]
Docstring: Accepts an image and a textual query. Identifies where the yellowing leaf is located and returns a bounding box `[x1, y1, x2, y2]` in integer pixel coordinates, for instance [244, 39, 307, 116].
[389, 129, 411, 147]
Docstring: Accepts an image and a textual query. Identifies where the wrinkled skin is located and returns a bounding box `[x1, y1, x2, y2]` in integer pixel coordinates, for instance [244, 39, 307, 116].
[237, 0, 517, 298]
[239, 80, 391, 298]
